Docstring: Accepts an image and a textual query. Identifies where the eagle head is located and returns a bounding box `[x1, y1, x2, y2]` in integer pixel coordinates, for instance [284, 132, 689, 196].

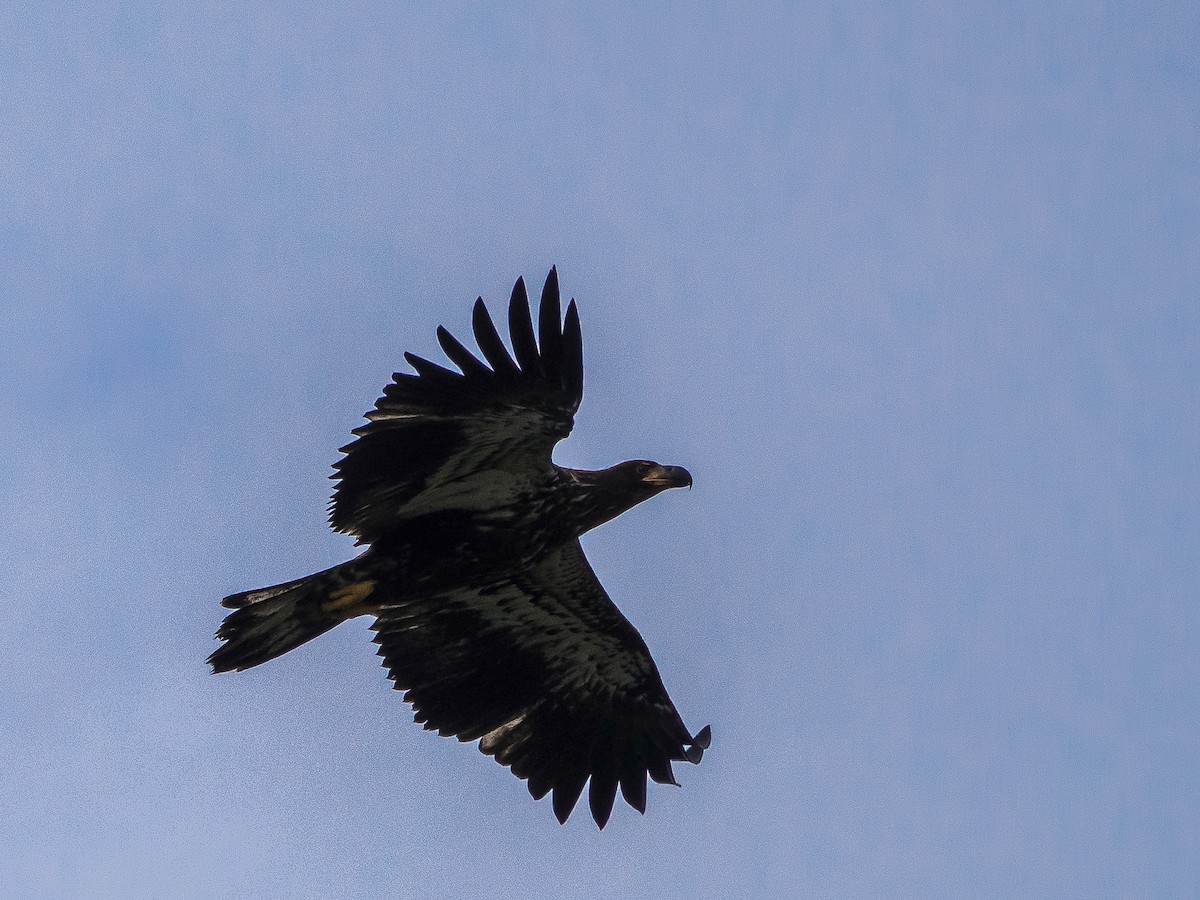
[620, 459, 693, 493]
[567, 460, 692, 535]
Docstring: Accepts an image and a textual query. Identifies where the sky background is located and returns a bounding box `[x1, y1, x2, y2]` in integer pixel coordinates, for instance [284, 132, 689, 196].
[1, 2, 1197, 898]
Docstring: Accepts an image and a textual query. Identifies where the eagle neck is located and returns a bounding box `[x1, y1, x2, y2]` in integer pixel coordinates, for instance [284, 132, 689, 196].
[557, 467, 643, 537]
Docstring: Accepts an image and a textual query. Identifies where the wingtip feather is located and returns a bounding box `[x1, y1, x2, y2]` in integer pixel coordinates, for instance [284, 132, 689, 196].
[507, 276, 541, 373]
[436, 324, 490, 377]
[403, 351, 461, 381]
[552, 775, 587, 824]
[472, 296, 519, 376]
[589, 776, 619, 829]
[538, 268, 563, 378]
[562, 300, 583, 402]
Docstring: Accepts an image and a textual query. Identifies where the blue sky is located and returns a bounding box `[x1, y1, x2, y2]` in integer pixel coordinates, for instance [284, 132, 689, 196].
[1, 2, 1197, 897]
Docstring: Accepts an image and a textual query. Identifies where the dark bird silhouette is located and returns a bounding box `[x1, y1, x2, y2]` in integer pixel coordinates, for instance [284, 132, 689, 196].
[209, 268, 709, 828]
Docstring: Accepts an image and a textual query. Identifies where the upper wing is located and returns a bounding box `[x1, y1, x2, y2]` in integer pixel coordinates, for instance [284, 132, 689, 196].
[330, 268, 584, 544]
[371, 539, 711, 828]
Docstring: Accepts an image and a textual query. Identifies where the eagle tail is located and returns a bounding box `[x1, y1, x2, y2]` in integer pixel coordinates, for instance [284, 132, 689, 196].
[208, 564, 376, 673]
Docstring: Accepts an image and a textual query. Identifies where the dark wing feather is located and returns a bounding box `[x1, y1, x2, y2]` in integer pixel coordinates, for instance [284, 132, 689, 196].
[436, 325, 491, 378]
[471, 296, 521, 377]
[507, 277, 541, 374]
[370, 540, 709, 827]
[330, 269, 584, 543]
[538, 268, 563, 381]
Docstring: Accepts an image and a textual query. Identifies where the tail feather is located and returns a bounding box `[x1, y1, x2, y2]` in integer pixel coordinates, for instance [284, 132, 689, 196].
[220, 573, 313, 610]
[208, 569, 351, 673]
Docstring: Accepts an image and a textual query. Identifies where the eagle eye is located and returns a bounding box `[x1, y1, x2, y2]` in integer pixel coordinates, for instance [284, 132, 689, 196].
[635, 462, 652, 476]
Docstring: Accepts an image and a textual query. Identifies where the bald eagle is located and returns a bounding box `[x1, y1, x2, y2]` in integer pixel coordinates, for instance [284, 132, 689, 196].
[209, 269, 709, 828]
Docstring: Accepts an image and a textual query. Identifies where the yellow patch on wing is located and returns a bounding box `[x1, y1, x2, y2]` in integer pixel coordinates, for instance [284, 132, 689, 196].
[324, 580, 377, 616]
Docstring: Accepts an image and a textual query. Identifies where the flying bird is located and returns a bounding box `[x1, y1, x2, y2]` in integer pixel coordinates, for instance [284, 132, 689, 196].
[208, 268, 709, 827]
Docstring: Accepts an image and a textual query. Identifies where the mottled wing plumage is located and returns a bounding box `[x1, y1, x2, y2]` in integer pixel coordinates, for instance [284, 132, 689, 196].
[330, 269, 584, 544]
[371, 540, 710, 828]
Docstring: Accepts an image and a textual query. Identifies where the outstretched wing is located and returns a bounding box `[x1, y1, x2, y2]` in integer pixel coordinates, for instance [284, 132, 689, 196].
[330, 268, 584, 544]
[370, 540, 711, 828]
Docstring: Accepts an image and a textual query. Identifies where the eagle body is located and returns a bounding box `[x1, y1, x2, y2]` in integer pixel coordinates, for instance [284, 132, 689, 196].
[210, 270, 709, 828]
